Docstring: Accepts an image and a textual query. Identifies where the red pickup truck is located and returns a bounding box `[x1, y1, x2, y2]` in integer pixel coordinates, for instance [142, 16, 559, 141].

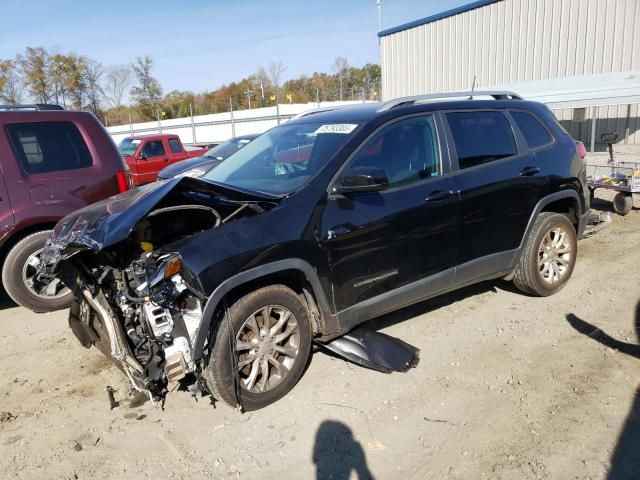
[118, 134, 208, 186]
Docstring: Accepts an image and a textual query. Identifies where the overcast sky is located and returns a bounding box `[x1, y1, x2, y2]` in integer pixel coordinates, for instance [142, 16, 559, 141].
[0, 0, 469, 93]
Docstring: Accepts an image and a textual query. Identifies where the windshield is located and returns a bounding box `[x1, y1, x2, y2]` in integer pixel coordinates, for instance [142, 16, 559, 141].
[202, 122, 358, 195]
[205, 137, 252, 160]
[118, 138, 141, 156]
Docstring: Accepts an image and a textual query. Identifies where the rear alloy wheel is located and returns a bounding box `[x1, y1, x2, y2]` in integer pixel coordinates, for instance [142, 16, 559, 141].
[513, 213, 577, 296]
[2, 231, 72, 312]
[613, 192, 633, 216]
[203, 285, 312, 410]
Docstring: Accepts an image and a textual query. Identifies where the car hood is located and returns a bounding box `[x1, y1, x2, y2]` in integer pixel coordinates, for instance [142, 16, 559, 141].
[157, 156, 221, 179]
[40, 177, 280, 265]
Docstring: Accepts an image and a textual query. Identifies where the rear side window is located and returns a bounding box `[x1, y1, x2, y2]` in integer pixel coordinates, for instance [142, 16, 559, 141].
[446, 111, 517, 169]
[511, 111, 554, 149]
[141, 140, 166, 157]
[6, 121, 93, 174]
[168, 138, 182, 153]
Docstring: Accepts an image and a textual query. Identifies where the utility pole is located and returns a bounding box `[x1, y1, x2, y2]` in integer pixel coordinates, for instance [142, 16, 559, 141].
[229, 98, 236, 137]
[260, 79, 265, 107]
[189, 103, 197, 144]
[244, 89, 254, 109]
[316, 87, 320, 108]
[377, 0, 381, 33]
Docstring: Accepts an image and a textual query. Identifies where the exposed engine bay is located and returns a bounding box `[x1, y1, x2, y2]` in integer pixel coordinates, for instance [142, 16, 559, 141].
[37, 178, 278, 403]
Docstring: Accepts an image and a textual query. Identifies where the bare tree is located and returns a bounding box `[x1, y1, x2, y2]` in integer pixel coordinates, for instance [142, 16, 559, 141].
[254, 66, 271, 106]
[267, 61, 287, 102]
[0, 59, 23, 104]
[332, 56, 349, 101]
[103, 65, 131, 121]
[83, 58, 103, 116]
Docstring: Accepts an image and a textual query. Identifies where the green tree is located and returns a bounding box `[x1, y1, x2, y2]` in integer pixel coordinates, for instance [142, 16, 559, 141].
[0, 59, 23, 104]
[17, 47, 51, 103]
[130, 56, 162, 120]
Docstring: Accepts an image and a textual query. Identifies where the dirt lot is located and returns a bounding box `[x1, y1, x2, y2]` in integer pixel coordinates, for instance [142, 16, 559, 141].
[1, 192, 639, 480]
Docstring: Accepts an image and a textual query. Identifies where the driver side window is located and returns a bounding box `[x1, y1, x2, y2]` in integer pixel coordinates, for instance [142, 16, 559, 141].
[348, 115, 441, 188]
[141, 140, 166, 158]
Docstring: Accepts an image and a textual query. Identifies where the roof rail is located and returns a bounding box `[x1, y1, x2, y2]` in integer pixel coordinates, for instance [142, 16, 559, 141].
[377, 91, 523, 112]
[0, 104, 64, 111]
[289, 105, 349, 120]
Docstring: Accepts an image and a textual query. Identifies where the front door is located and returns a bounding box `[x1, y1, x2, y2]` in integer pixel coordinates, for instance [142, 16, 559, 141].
[320, 114, 459, 321]
[444, 110, 549, 280]
[136, 139, 168, 184]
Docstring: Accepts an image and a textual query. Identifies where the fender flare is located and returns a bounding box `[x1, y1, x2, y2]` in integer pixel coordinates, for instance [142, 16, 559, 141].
[193, 258, 336, 360]
[512, 189, 582, 266]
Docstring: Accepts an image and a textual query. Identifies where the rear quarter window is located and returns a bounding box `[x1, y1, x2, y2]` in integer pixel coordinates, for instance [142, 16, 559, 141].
[168, 138, 182, 153]
[6, 121, 93, 174]
[511, 111, 554, 149]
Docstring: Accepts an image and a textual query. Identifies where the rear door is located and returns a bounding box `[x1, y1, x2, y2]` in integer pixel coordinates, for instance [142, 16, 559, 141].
[0, 137, 15, 243]
[3, 120, 97, 217]
[444, 109, 549, 282]
[321, 113, 459, 318]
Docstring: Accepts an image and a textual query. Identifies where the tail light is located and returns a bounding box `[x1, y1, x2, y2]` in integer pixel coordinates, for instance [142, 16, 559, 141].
[575, 141, 587, 159]
[116, 170, 133, 193]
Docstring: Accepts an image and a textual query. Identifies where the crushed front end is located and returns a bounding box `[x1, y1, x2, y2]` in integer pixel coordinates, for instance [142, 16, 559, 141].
[60, 249, 205, 401]
[36, 177, 278, 403]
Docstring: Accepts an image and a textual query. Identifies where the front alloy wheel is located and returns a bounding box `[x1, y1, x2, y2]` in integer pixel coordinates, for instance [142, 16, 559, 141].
[203, 285, 312, 410]
[236, 305, 301, 393]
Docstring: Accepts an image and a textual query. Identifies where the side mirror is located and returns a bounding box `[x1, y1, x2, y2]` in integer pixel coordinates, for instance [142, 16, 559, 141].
[335, 166, 389, 194]
[137, 152, 147, 160]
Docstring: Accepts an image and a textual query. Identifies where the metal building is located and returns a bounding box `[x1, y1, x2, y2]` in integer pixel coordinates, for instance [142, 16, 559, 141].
[379, 0, 640, 146]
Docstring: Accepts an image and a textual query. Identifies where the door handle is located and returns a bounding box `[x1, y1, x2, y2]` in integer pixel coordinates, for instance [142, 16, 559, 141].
[425, 190, 454, 202]
[520, 166, 541, 177]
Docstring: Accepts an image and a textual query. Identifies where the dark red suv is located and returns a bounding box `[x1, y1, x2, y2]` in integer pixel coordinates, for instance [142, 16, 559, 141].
[0, 104, 132, 311]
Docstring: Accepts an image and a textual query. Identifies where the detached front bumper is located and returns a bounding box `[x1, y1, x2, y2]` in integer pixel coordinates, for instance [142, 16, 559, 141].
[579, 210, 611, 239]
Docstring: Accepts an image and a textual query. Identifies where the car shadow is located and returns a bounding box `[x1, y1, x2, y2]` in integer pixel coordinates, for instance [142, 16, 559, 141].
[565, 302, 640, 479]
[589, 196, 616, 214]
[312, 420, 374, 480]
[368, 280, 500, 332]
[0, 289, 17, 310]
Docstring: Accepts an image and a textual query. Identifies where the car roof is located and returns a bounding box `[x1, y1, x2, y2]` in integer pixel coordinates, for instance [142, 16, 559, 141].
[233, 133, 259, 141]
[126, 133, 179, 140]
[286, 97, 546, 126]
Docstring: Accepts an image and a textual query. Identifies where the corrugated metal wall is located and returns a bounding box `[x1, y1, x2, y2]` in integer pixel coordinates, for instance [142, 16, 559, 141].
[381, 0, 640, 98]
[380, 0, 640, 144]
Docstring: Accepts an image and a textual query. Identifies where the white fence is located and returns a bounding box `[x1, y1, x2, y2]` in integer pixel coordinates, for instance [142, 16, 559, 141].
[107, 101, 370, 146]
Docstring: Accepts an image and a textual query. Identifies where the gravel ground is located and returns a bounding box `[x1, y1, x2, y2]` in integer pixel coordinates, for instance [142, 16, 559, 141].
[0, 191, 639, 480]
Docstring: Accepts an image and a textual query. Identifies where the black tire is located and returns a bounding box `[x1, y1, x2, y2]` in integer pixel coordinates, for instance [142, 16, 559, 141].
[613, 192, 632, 216]
[513, 213, 577, 297]
[1, 231, 72, 312]
[203, 285, 312, 411]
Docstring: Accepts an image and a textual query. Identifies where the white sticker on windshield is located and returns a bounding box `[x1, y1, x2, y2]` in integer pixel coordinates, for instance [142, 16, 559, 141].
[131, 139, 141, 145]
[314, 124, 358, 134]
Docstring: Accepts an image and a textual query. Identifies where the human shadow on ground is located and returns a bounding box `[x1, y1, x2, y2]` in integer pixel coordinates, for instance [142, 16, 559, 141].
[565, 303, 640, 479]
[313, 420, 374, 480]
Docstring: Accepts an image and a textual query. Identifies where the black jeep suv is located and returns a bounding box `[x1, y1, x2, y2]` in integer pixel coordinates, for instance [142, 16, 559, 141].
[38, 91, 589, 410]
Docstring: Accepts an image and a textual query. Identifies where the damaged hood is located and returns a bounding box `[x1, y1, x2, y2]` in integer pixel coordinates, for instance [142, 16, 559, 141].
[42, 177, 280, 263]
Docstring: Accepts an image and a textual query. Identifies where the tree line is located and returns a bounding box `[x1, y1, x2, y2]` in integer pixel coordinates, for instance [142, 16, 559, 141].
[0, 47, 381, 126]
